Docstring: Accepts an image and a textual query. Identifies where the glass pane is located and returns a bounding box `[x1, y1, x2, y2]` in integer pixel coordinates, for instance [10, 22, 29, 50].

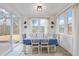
[0, 11, 11, 55]
[32, 20, 39, 26]
[59, 16, 64, 33]
[40, 19, 46, 26]
[31, 18, 48, 38]
[67, 9, 73, 34]
[12, 16, 20, 47]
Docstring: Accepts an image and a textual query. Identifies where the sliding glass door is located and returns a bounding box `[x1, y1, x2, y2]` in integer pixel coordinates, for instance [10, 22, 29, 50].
[0, 10, 11, 55]
[0, 9, 20, 55]
[12, 16, 20, 47]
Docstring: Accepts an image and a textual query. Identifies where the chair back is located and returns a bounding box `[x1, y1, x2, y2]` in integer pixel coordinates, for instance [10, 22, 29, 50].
[22, 34, 26, 39]
[49, 39, 58, 46]
[32, 40, 40, 44]
[41, 39, 48, 45]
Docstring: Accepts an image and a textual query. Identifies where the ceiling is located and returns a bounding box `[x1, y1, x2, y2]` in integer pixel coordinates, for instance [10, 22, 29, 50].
[0, 3, 72, 17]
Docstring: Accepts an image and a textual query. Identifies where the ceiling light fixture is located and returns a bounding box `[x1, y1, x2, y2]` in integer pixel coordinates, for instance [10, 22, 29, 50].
[37, 5, 42, 12]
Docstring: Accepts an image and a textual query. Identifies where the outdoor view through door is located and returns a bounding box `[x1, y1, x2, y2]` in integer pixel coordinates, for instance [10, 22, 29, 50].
[0, 9, 20, 55]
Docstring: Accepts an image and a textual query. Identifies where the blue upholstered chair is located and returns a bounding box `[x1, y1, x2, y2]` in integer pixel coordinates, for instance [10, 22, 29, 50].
[22, 33, 31, 45]
[31, 39, 40, 54]
[41, 39, 49, 54]
[23, 39, 31, 45]
[23, 38, 32, 54]
[49, 39, 58, 46]
[49, 39, 58, 52]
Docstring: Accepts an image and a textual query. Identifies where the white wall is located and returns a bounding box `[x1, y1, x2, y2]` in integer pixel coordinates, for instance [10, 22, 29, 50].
[59, 34, 73, 54]
[21, 17, 30, 38]
[56, 4, 79, 55]
[55, 5, 74, 55]
[72, 4, 79, 56]
[48, 16, 56, 36]
[21, 17, 56, 39]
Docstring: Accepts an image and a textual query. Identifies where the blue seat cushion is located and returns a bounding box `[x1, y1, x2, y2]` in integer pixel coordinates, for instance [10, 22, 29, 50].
[23, 39, 31, 45]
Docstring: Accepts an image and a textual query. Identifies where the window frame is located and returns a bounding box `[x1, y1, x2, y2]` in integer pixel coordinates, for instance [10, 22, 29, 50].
[67, 9, 73, 35]
[59, 15, 65, 34]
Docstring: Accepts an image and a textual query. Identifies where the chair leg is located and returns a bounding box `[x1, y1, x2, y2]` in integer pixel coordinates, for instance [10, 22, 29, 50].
[23, 45, 26, 54]
[48, 46, 49, 54]
[30, 45, 32, 54]
[31, 46, 33, 54]
[41, 47, 42, 54]
[39, 45, 41, 54]
[38, 47, 40, 54]
[54, 45, 56, 52]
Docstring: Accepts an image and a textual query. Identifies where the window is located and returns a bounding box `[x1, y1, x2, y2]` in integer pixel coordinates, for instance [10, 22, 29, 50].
[32, 19, 47, 27]
[40, 19, 46, 26]
[31, 18, 48, 36]
[59, 15, 64, 33]
[67, 9, 73, 34]
[32, 19, 39, 26]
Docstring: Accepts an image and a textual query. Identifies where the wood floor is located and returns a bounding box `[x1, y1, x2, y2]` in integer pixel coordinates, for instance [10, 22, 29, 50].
[6, 43, 72, 56]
